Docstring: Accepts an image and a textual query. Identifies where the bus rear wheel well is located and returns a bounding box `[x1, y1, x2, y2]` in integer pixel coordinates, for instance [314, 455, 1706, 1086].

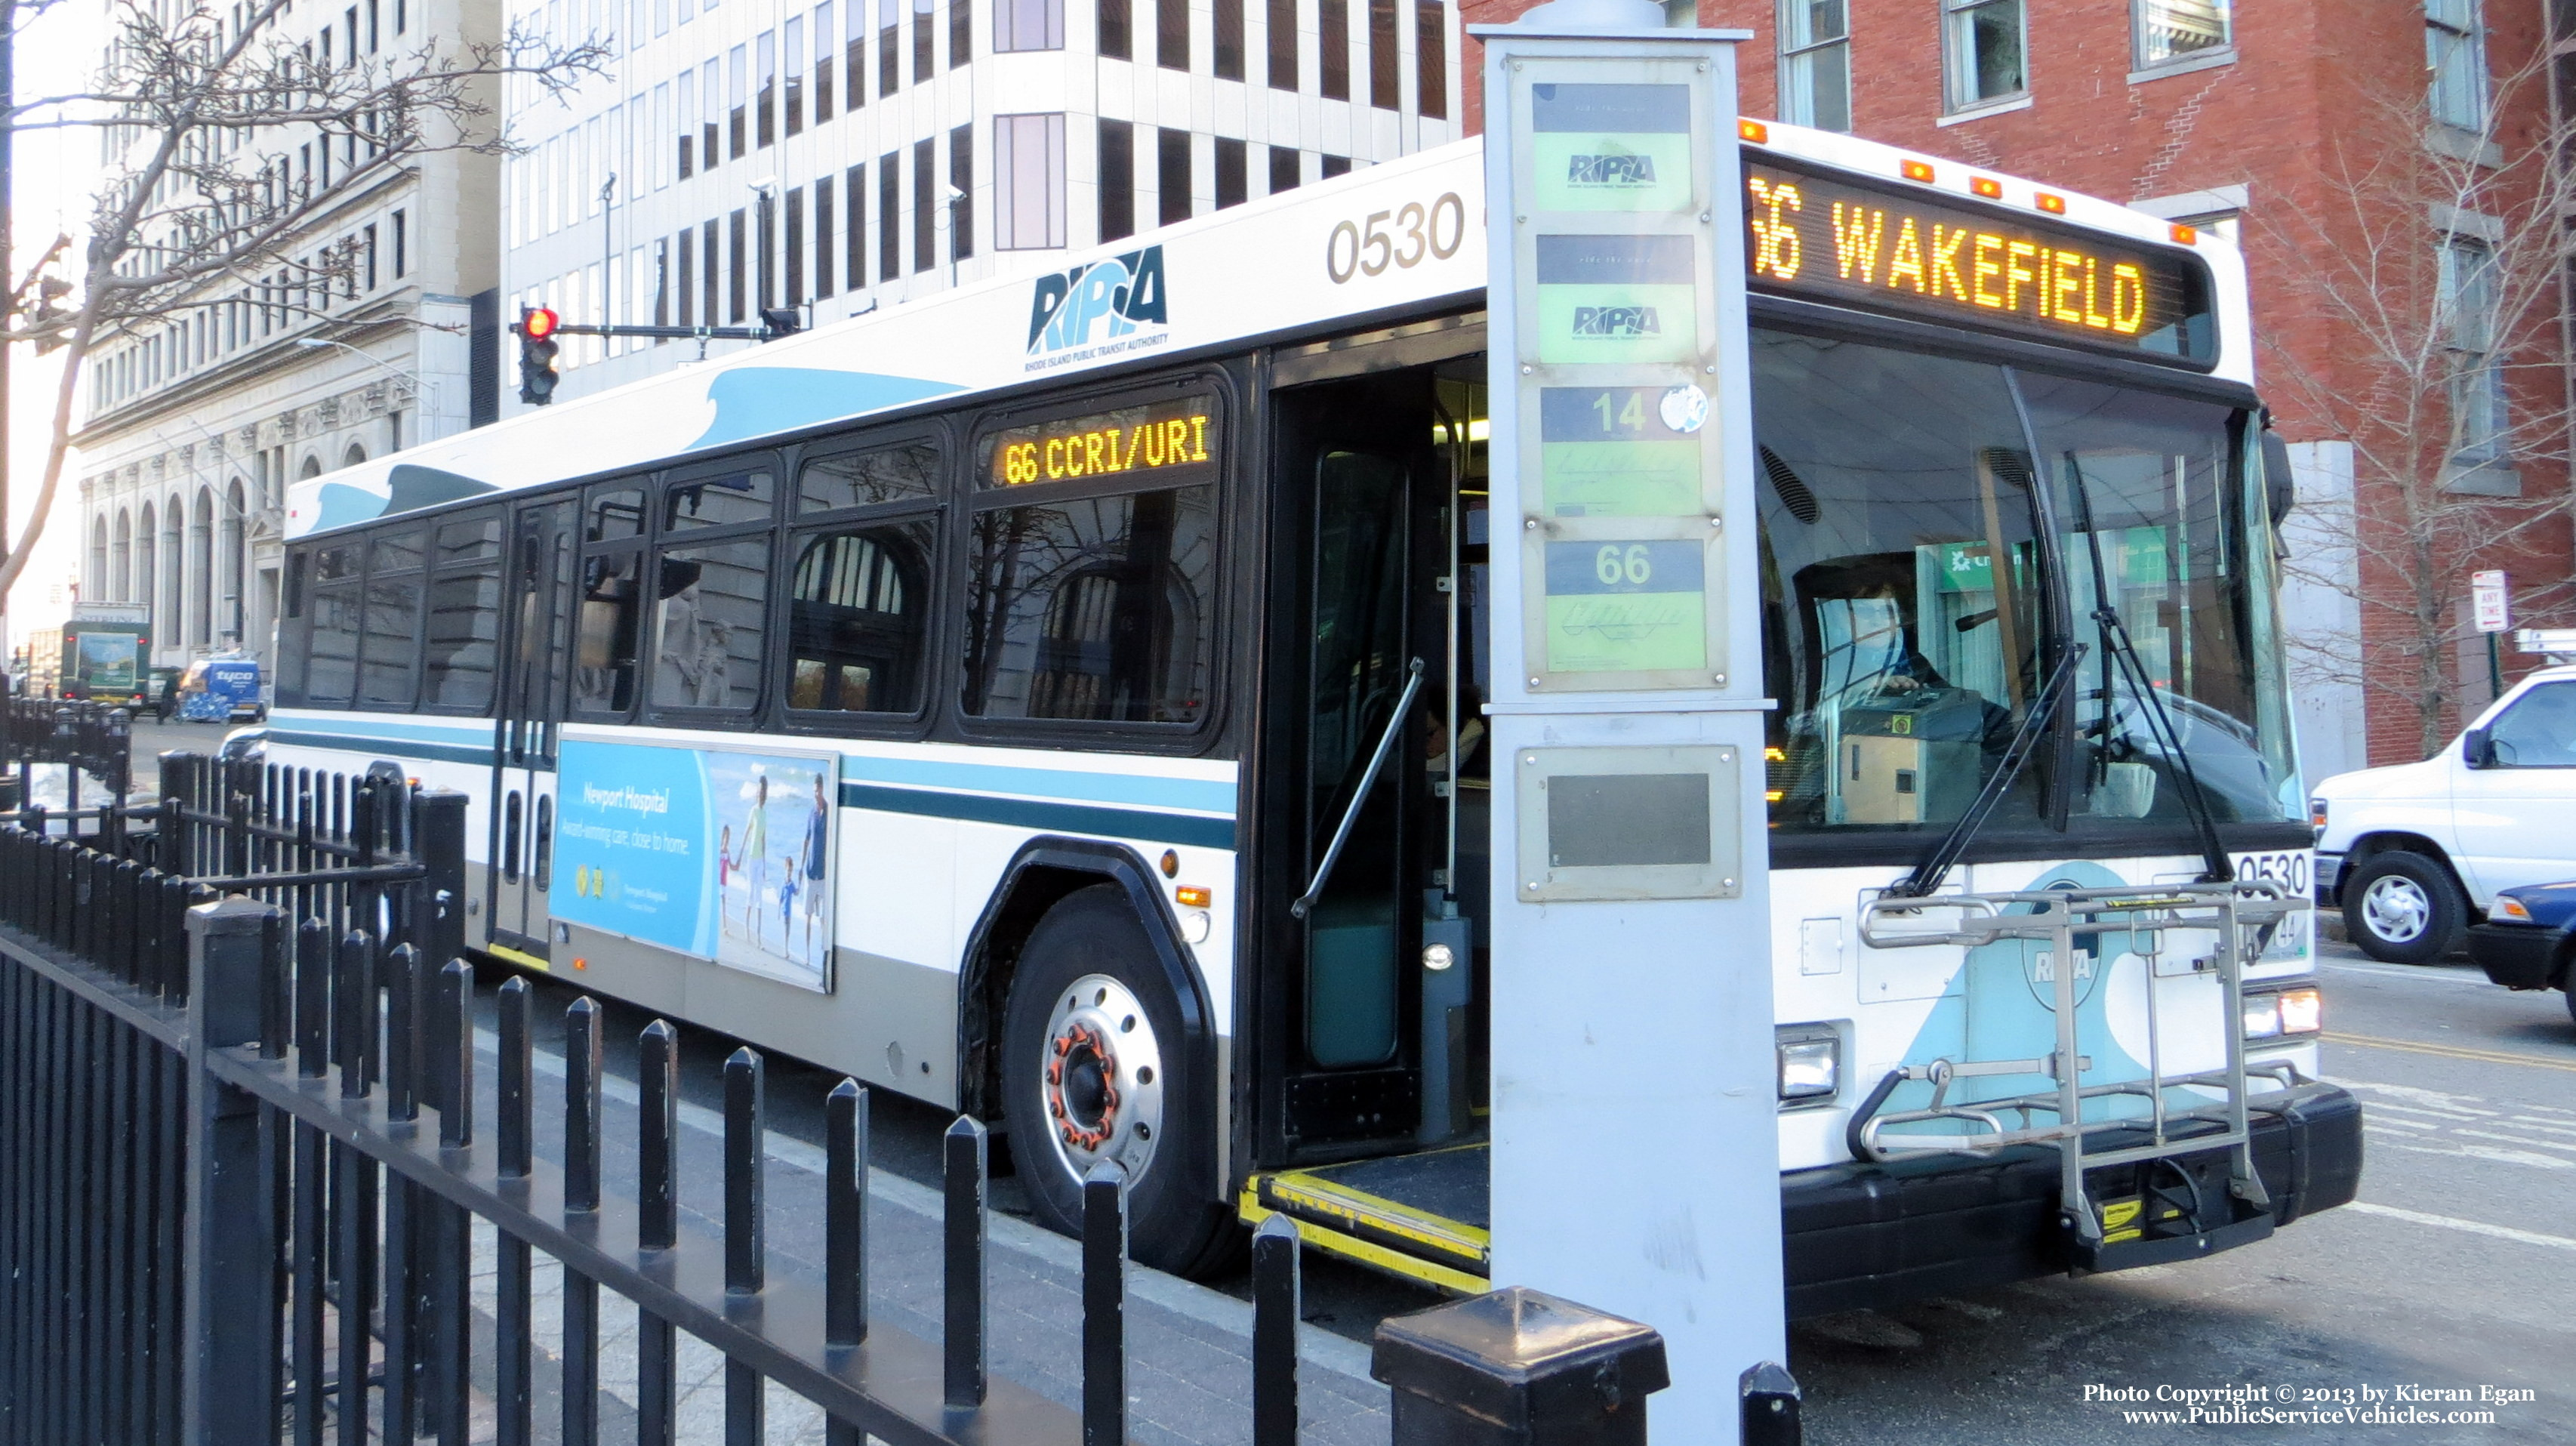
[955, 840, 1213, 1131]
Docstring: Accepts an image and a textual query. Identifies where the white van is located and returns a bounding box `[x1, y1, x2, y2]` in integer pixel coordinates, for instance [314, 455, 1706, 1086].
[2313, 664, 2576, 962]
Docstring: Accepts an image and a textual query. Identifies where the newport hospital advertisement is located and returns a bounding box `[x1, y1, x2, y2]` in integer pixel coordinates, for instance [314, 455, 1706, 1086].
[550, 738, 837, 992]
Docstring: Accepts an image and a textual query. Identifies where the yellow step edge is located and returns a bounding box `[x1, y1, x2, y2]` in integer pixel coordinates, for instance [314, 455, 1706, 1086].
[485, 942, 551, 972]
[1239, 1190, 1491, 1296]
[1256, 1170, 1493, 1268]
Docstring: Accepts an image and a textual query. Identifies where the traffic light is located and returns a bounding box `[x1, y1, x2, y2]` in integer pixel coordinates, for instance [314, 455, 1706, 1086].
[516, 306, 561, 405]
[758, 306, 803, 338]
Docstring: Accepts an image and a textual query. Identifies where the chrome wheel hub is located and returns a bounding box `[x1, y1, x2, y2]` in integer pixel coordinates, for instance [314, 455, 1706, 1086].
[2362, 875, 2430, 944]
[1039, 974, 1165, 1183]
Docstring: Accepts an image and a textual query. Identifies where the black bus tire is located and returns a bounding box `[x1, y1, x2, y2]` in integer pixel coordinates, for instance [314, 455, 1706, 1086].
[1000, 885, 1233, 1276]
[2340, 850, 2465, 964]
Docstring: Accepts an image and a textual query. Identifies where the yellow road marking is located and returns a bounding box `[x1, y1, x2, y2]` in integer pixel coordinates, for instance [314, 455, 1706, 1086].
[2327, 1032, 2576, 1074]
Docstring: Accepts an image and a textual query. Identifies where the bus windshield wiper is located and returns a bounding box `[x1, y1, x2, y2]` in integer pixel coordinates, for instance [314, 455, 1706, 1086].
[1886, 640, 2085, 900]
[2063, 455, 2233, 885]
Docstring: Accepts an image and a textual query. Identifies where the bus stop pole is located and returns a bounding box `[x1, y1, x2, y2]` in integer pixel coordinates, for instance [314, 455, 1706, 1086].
[1471, 5, 1784, 1440]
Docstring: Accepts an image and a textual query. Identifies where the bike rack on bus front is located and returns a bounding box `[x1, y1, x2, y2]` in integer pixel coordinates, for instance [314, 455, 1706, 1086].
[1851, 881, 2309, 1266]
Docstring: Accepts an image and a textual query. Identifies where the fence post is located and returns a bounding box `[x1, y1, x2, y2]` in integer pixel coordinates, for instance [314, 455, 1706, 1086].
[181, 894, 284, 1446]
[1739, 1362, 1802, 1446]
[1252, 1214, 1301, 1446]
[412, 790, 469, 969]
[724, 1047, 766, 1446]
[1372, 1287, 1669, 1446]
[1081, 1161, 1128, 1446]
[943, 1115, 988, 1409]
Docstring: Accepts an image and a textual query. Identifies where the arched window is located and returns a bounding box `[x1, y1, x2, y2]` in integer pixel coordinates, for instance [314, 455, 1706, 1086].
[221, 479, 247, 645]
[299, 455, 323, 481]
[136, 503, 158, 643]
[161, 498, 183, 637]
[342, 442, 368, 470]
[89, 516, 107, 598]
[112, 510, 132, 603]
[190, 489, 215, 647]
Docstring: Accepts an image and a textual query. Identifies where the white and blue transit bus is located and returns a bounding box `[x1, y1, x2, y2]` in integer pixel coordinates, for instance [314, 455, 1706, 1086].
[257, 118, 2359, 1307]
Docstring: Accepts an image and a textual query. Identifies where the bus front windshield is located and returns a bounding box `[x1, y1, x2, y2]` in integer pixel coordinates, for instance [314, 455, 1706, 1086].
[1752, 329, 2298, 849]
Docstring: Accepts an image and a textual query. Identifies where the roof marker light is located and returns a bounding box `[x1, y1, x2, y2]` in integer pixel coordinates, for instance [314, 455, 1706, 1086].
[2036, 192, 2066, 214]
[2171, 223, 2199, 245]
[1971, 176, 2003, 199]
[1739, 119, 1769, 143]
[1900, 159, 1936, 183]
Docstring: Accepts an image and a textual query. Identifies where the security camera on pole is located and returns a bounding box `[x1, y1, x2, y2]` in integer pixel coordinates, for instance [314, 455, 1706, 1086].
[1468, 2, 1785, 1440]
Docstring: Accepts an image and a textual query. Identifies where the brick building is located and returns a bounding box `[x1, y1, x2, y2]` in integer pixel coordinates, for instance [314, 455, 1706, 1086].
[1458, 0, 2576, 777]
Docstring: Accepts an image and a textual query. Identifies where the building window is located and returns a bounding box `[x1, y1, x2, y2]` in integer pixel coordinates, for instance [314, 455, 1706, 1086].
[997, 0, 1063, 51]
[2427, 0, 2488, 133]
[759, 31, 780, 147]
[952, 0, 973, 67]
[1100, 0, 1130, 59]
[1943, 0, 2025, 112]
[1099, 120, 1135, 242]
[1368, 0, 1398, 109]
[1216, 137, 1246, 208]
[1268, 145, 1299, 194]
[914, 137, 937, 272]
[881, 0, 902, 95]
[678, 228, 695, 325]
[2134, 0, 2227, 70]
[1320, 153, 1351, 178]
[729, 208, 748, 321]
[2440, 233, 2509, 467]
[786, 186, 807, 303]
[676, 69, 696, 177]
[1158, 0, 1188, 70]
[392, 210, 407, 276]
[1779, 0, 1850, 131]
[1321, 0, 1350, 100]
[1268, 0, 1296, 90]
[880, 153, 902, 280]
[1416, 0, 1446, 119]
[951, 124, 975, 261]
[915, 0, 935, 82]
[1215, 0, 1243, 79]
[703, 219, 721, 323]
[730, 44, 750, 159]
[1158, 127, 1192, 227]
[786, 18, 807, 136]
[848, 162, 870, 288]
[995, 114, 1068, 249]
[815, 176, 837, 298]
[824, 0, 848, 116]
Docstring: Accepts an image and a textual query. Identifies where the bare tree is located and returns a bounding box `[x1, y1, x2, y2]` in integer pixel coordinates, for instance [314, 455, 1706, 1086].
[2257, 53, 2576, 761]
[0, 0, 605, 598]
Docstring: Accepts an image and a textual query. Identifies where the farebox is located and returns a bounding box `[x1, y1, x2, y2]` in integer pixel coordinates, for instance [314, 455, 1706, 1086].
[1836, 689, 1986, 825]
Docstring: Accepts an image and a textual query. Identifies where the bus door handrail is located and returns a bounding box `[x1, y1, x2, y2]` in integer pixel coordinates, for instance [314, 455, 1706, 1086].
[1291, 658, 1425, 922]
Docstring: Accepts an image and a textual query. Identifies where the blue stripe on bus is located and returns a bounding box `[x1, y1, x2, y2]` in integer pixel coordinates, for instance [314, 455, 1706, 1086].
[840, 783, 1237, 850]
[263, 728, 498, 768]
[837, 754, 1237, 814]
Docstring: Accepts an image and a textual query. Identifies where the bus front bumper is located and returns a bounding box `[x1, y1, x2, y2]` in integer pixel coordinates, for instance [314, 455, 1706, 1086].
[1781, 1081, 2362, 1320]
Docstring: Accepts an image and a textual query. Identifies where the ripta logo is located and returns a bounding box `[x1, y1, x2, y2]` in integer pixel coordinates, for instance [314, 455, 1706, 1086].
[1026, 245, 1170, 356]
[1568, 153, 1656, 187]
[1571, 305, 1661, 338]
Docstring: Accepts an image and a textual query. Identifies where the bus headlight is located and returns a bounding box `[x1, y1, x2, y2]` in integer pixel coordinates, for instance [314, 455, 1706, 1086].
[1776, 1025, 1840, 1102]
[2244, 984, 2323, 1041]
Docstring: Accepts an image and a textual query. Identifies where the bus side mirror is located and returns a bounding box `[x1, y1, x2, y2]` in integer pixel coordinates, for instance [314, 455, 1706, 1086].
[2261, 430, 2296, 526]
[2463, 727, 2495, 769]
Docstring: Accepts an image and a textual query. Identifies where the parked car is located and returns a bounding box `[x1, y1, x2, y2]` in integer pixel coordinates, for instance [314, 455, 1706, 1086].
[2467, 881, 2576, 1028]
[2313, 664, 2576, 963]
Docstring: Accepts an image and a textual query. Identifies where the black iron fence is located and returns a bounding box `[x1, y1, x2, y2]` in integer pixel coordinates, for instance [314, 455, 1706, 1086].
[0, 753, 1801, 1446]
[0, 698, 138, 814]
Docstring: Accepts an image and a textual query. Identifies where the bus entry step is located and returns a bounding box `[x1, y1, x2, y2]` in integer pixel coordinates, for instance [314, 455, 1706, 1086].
[1240, 1144, 1492, 1294]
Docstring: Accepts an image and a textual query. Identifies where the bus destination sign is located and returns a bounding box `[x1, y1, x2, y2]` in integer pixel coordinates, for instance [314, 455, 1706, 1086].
[987, 396, 1217, 487]
[1741, 156, 2214, 365]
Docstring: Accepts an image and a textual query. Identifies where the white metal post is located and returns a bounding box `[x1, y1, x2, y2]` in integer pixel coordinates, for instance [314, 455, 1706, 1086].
[1471, 3, 1784, 1439]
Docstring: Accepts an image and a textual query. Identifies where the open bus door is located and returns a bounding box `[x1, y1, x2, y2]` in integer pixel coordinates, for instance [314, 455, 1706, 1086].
[488, 498, 578, 967]
[1246, 351, 1498, 1292]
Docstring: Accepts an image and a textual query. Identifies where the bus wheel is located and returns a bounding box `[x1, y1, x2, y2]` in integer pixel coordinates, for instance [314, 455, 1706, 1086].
[1001, 885, 1231, 1275]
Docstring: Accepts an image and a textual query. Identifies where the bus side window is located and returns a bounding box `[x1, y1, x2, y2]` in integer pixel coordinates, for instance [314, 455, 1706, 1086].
[649, 538, 770, 711]
[424, 512, 504, 712]
[587, 487, 646, 542]
[359, 528, 427, 711]
[574, 553, 643, 714]
[306, 541, 365, 708]
[278, 548, 313, 705]
[787, 522, 934, 714]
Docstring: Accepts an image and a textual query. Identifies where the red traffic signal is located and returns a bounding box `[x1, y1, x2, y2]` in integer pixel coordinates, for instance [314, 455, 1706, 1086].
[520, 306, 560, 341]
